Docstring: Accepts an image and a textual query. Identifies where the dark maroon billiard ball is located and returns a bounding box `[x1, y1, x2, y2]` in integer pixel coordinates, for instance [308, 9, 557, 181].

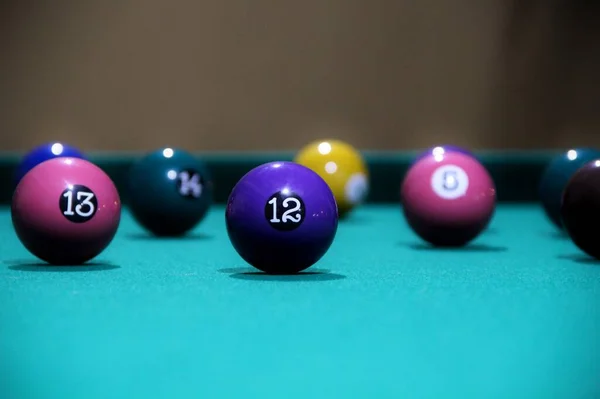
[561, 160, 600, 259]
[401, 151, 496, 246]
[11, 157, 121, 265]
[539, 148, 600, 230]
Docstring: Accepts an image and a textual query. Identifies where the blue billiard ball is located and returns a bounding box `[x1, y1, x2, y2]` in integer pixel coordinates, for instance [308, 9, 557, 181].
[14, 142, 86, 185]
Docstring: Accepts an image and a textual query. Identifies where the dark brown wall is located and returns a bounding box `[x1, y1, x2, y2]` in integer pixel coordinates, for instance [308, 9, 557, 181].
[0, 0, 599, 151]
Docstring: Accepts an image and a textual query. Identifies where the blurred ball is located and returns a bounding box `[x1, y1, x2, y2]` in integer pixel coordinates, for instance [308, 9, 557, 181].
[539, 148, 600, 230]
[128, 148, 213, 236]
[401, 151, 496, 247]
[294, 139, 369, 217]
[561, 160, 600, 259]
[15, 142, 85, 185]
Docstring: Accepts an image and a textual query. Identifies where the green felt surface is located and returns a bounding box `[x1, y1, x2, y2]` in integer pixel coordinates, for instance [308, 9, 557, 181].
[1, 205, 599, 398]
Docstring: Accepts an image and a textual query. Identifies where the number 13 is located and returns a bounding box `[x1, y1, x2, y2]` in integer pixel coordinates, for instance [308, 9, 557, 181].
[63, 191, 96, 217]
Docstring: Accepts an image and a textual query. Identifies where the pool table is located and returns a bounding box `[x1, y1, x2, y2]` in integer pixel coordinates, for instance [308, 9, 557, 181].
[0, 151, 599, 398]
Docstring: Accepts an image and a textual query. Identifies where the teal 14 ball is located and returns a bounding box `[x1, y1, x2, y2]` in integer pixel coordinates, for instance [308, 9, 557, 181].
[128, 148, 213, 236]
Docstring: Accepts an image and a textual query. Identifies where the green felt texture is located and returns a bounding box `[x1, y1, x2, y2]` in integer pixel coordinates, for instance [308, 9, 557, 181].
[0, 151, 560, 204]
[1, 205, 599, 398]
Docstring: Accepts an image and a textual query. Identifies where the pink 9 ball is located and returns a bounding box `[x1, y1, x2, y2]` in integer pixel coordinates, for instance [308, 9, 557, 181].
[401, 151, 496, 247]
[11, 157, 121, 265]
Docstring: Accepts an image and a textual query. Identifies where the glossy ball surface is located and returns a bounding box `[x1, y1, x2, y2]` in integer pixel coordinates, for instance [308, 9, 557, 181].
[412, 145, 475, 165]
[11, 157, 121, 265]
[401, 152, 496, 247]
[15, 142, 85, 185]
[128, 148, 213, 236]
[226, 161, 338, 274]
[294, 139, 368, 217]
[539, 148, 600, 230]
[561, 160, 600, 259]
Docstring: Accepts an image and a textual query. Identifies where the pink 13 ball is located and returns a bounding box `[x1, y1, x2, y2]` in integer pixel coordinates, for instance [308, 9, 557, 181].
[401, 152, 496, 247]
[11, 157, 121, 265]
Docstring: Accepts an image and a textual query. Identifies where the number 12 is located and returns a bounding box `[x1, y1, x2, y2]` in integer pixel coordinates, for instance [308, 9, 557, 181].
[268, 197, 302, 223]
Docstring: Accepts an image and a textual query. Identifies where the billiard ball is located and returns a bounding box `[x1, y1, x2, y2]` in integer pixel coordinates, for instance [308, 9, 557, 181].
[539, 148, 600, 230]
[225, 161, 338, 274]
[561, 160, 600, 259]
[128, 148, 213, 236]
[401, 152, 496, 247]
[14, 142, 85, 185]
[11, 157, 121, 265]
[412, 145, 475, 165]
[294, 139, 368, 217]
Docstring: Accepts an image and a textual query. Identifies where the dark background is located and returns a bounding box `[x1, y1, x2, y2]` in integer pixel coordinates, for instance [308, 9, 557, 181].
[0, 0, 599, 152]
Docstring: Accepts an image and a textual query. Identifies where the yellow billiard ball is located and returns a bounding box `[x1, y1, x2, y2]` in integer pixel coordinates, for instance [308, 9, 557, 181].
[294, 139, 369, 217]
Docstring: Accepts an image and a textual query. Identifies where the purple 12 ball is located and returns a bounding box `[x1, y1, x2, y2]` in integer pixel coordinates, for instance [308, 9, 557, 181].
[225, 161, 339, 274]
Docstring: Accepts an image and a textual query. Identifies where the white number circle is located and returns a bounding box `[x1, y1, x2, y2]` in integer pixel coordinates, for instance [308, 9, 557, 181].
[430, 165, 469, 199]
[345, 173, 368, 204]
